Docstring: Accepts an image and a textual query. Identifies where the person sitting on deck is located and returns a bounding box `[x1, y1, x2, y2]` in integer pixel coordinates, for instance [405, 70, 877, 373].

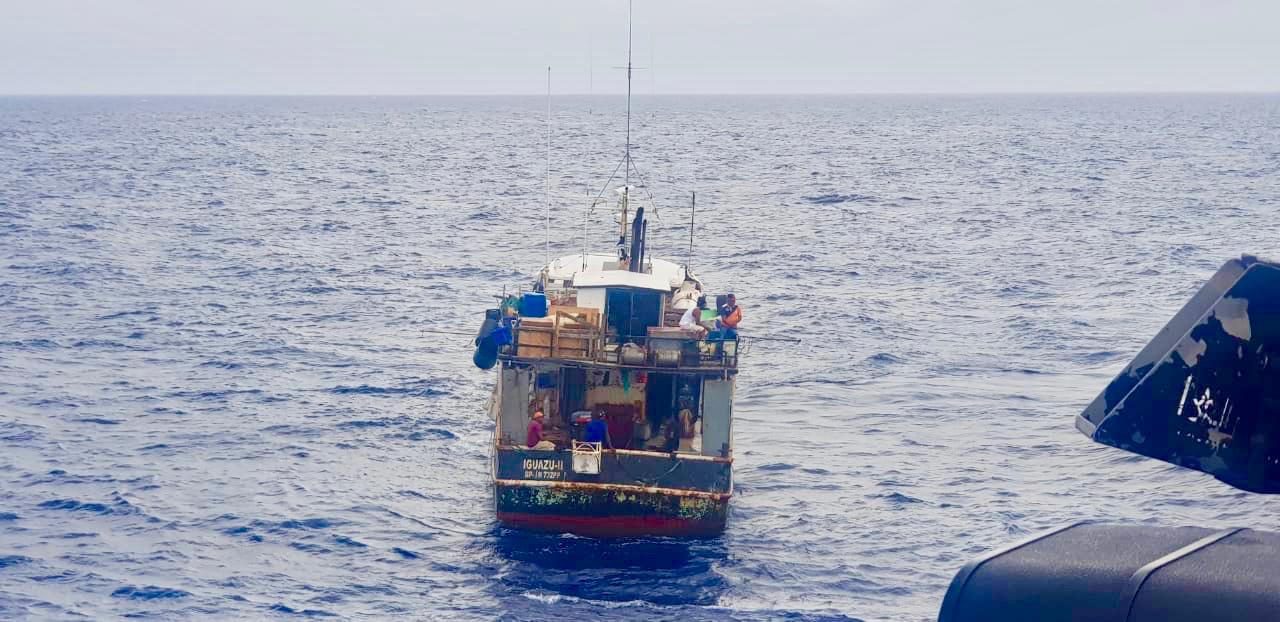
[526, 411, 554, 450]
[583, 410, 608, 446]
[679, 297, 709, 339]
[643, 413, 676, 452]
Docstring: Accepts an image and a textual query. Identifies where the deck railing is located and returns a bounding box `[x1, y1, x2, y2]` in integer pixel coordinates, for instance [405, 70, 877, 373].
[505, 319, 739, 370]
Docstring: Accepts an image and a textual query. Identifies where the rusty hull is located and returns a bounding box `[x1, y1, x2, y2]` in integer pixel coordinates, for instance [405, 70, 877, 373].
[495, 479, 729, 538]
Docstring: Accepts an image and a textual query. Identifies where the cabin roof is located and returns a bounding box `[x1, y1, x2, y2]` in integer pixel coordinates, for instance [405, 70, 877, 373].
[572, 270, 670, 292]
[544, 253, 690, 290]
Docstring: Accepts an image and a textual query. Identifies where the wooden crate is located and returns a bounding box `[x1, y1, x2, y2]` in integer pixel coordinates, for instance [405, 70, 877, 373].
[547, 306, 601, 330]
[517, 321, 595, 360]
[518, 324, 552, 346]
[518, 346, 590, 359]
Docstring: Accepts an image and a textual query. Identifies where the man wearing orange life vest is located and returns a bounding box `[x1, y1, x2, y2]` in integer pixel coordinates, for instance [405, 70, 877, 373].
[718, 293, 742, 338]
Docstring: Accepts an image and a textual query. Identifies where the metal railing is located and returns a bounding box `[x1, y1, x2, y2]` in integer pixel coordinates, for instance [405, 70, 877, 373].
[504, 324, 739, 370]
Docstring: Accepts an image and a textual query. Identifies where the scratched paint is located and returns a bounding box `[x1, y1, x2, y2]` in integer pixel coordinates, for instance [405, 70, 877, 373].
[495, 482, 729, 536]
[1085, 256, 1280, 493]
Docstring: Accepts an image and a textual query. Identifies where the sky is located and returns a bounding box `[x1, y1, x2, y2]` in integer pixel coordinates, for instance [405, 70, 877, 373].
[1, 0, 1277, 95]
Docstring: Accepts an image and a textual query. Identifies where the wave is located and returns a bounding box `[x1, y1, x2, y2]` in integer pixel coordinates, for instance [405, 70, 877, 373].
[329, 383, 450, 398]
[802, 193, 878, 205]
[0, 555, 31, 569]
[111, 586, 191, 600]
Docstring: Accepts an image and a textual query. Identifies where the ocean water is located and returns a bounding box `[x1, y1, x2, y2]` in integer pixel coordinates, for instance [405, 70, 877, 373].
[1, 94, 1279, 621]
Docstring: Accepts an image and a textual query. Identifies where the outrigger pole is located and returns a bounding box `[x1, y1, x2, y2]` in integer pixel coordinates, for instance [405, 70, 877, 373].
[687, 191, 696, 270]
[544, 66, 552, 267]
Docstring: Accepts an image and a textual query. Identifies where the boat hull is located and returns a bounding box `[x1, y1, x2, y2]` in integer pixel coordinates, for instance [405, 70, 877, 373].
[495, 480, 728, 537]
[491, 447, 732, 537]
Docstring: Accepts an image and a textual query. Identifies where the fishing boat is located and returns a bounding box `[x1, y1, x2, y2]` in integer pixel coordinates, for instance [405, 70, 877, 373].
[471, 3, 742, 538]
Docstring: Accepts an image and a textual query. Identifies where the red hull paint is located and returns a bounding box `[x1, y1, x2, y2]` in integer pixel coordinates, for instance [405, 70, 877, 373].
[497, 511, 725, 538]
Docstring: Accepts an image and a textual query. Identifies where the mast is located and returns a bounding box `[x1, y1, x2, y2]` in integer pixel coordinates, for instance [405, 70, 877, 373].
[619, 0, 633, 262]
[625, 0, 632, 187]
[545, 66, 552, 267]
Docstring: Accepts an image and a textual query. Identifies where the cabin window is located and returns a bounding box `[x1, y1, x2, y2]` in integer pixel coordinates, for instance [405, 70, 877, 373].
[605, 288, 663, 343]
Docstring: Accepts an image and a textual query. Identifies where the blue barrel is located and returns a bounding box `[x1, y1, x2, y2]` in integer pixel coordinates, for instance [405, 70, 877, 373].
[519, 292, 548, 318]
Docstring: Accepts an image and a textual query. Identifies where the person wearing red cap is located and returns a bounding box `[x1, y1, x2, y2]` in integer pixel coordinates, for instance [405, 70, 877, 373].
[526, 411, 554, 450]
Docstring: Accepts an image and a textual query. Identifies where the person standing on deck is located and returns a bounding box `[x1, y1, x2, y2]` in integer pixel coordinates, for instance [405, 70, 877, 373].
[661, 414, 681, 453]
[584, 410, 608, 446]
[677, 401, 702, 453]
[707, 294, 742, 358]
[526, 411, 554, 450]
[718, 294, 742, 339]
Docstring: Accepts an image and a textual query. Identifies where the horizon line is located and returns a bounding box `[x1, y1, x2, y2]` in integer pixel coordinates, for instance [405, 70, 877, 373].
[3, 89, 1279, 98]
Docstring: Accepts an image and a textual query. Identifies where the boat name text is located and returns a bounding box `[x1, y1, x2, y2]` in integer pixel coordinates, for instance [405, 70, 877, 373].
[523, 458, 564, 480]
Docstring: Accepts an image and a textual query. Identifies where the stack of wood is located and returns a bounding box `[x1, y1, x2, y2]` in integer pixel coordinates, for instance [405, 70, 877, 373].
[516, 306, 602, 360]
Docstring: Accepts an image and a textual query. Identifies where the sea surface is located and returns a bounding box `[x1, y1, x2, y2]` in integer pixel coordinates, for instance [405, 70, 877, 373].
[1, 94, 1279, 621]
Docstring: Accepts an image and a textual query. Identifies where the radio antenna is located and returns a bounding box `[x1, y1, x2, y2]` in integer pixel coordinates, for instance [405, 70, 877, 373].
[687, 191, 696, 269]
[625, 0, 632, 187]
[587, 32, 594, 115]
[620, 0, 633, 261]
[544, 66, 552, 267]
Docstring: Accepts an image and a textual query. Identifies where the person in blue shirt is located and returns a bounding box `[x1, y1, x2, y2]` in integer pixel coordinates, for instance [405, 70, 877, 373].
[584, 410, 609, 446]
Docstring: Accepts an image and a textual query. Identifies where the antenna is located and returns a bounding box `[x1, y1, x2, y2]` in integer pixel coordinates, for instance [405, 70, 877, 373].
[625, 0, 632, 184]
[687, 191, 696, 269]
[590, 0, 648, 266]
[650, 31, 655, 96]
[620, 0, 633, 262]
[544, 66, 552, 267]
[587, 32, 594, 115]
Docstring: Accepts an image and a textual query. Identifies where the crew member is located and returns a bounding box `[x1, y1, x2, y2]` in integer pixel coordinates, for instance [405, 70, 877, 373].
[679, 297, 709, 339]
[718, 293, 742, 338]
[526, 411, 554, 450]
[662, 413, 681, 453]
[677, 401, 701, 453]
[584, 410, 609, 446]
